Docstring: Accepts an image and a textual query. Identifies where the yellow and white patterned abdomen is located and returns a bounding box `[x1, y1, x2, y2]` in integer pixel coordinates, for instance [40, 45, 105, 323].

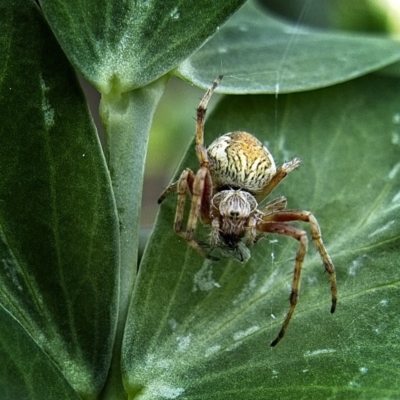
[207, 131, 276, 194]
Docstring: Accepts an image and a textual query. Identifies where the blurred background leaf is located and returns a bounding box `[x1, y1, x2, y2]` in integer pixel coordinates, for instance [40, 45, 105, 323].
[174, 1, 400, 93]
[0, 1, 119, 398]
[124, 73, 400, 398]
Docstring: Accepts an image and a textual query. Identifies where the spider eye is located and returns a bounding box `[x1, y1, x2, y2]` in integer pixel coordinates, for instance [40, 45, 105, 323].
[229, 211, 240, 219]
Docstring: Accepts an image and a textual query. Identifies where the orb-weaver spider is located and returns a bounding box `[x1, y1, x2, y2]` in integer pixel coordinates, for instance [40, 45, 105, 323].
[158, 76, 337, 346]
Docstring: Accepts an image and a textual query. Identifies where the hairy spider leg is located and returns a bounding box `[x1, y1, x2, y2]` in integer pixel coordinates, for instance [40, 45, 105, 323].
[259, 196, 287, 213]
[245, 197, 288, 247]
[196, 75, 223, 167]
[182, 166, 214, 259]
[255, 158, 302, 203]
[158, 75, 222, 205]
[173, 168, 195, 232]
[258, 222, 308, 346]
[157, 182, 177, 204]
[186, 166, 213, 239]
[158, 77, 223, 259]
[263, 210, 337, 313]
[160, 167, 214, 259]
[257, 210, 337, 346]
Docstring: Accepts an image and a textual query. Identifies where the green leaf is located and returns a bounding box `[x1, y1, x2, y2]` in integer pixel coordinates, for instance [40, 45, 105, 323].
[175, 1, 400, 93]
[39, 0, 247, 94]
[122, 74, 400, 398]
[0, 305, 81, 400]
[0, 1, 119, 398]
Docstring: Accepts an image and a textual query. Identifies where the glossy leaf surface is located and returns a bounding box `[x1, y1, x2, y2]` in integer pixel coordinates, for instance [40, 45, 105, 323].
[0, 305, 81, 400]
[0, 1, 119, 398]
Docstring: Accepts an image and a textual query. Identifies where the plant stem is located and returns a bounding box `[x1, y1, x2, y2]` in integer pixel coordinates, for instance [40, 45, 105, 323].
[99, 76, 169, 399]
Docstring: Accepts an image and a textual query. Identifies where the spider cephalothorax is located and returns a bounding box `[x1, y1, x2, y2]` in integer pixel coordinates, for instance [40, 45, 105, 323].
[158, 76, 337, 346]
[211, 189, 257, 238]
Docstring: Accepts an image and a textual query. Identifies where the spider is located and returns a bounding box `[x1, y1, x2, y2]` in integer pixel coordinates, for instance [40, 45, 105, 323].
[158, 76, 337, 346]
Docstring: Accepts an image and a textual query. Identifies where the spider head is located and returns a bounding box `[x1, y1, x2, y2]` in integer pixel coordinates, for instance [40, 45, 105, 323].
[212, 189, 257, 240]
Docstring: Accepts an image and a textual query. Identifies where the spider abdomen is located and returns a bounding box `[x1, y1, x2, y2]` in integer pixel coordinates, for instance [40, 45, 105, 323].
[207, 131, 276, 194]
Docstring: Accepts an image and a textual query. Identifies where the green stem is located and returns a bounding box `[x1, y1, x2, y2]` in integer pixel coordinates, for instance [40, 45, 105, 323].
[98, 76, 169, 399]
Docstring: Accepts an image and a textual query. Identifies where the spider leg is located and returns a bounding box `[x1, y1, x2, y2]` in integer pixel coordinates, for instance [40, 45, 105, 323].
[257, 222, 308, 347]
[161, 167, 217, 260]
[247, 198, 287, 247]
[196, 76, 223, 167]
[176, 232, 218, 260]
[158, 182, 177, 204]
[255, 158, 301, 203]
[186, 166, 212, 240]
[158, 167, 195, 205]
[245, 216, 258, 247]
[171, 168, 195, 232]
[210, 217, 220, 247]
[262, 210, 337, 315]
[259, 196, 287, 213]
[160, 77, 223, 262]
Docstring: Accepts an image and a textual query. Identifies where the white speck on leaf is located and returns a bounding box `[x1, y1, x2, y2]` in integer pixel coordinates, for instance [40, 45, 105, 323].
[155, 385, 185, 399]
[233, 326, 260, 341]
[304, 348, 336, 357]
[392, 131, 400, 145]
[388, 162, 400, 179]
[156, 359, 171, 369]
[232, 273, 257, 305]
[176, 334, 191, 351]
[205, 345, 221, 357]
[360, 367, 368, 374]
[145, 353, 155, 367]
[259, 269, 281, 294]
[392, 112, 400, 124]
[368, 221, 395, 238]
[40, 74, 54, 129]
[192, 261, 220, 292]
[348, 255, 367, 276]
[168, 318, 178, 331]
[380, 299, 388, 306]
[307, 275, 318, 285]
[170, 7, 180, 19]
[392, 191, 400, 203]
[2, 258, 22, 291]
